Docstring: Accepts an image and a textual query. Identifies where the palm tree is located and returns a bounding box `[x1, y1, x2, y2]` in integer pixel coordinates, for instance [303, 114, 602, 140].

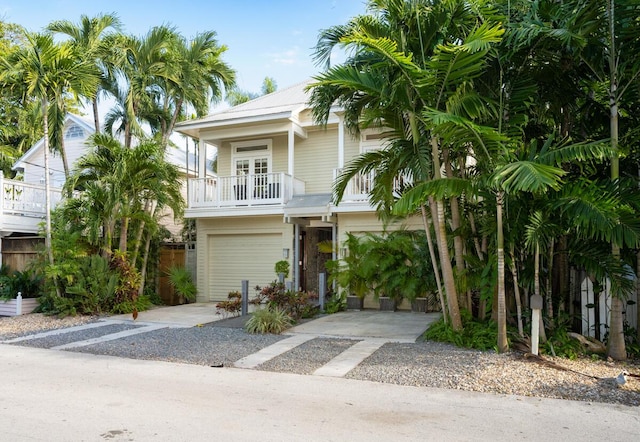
[155, 29, 235, 149]
[67, 134, 184, 263]
[0, 33, 98, 271]
[47, 13, 123, 133]
[308, 0, 506, 331]
[226, 76, 277, 106]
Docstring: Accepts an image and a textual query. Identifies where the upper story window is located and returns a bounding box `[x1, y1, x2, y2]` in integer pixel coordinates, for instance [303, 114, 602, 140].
[360, 129, 385, 153]
[231, 139, 272, 176]
[65, 124, 84, 139]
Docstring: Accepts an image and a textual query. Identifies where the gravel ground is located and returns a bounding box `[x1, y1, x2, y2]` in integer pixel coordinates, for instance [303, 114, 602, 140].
[71, 327, 285, 367]
[10, 323, 142, 349]
[258, 338, 359, 375]
[2, 314, 639, 407]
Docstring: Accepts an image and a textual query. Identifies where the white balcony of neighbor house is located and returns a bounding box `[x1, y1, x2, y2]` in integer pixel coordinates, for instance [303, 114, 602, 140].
[186, 172, 305, 217]
[0, 173, 63, 235]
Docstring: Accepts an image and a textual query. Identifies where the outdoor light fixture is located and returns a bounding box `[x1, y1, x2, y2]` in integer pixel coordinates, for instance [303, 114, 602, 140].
[283, 248, 289, 259]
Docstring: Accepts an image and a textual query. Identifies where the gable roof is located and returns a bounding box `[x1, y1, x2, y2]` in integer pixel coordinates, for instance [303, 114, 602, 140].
[175, 79, 313, 138]
[12, 113, 95, 172]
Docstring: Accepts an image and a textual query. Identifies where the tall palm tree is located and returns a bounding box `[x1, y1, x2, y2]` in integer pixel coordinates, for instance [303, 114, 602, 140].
[309, 0, 505, 331]
[154, 29, 235, 148]
[47, 13, 123, 133]
[0, 33, 98, 271]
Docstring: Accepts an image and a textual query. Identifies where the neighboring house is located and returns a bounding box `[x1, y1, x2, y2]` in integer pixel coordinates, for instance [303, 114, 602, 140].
[1, 114, 197, 277]
[175, 80, 421, 306]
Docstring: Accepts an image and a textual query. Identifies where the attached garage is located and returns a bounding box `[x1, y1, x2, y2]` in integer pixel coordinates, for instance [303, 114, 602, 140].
[207, 233, 285, 302]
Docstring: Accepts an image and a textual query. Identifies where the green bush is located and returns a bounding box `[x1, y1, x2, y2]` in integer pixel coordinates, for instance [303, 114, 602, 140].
[245, 307, 292, 334]
[166, 266, 197, 302]
[324, 292, 346, 314]
[0, 267, 43, 300]
[111, 295, 154, 314]
[252, 282, 318, 320]
[424, 311, 506, 351]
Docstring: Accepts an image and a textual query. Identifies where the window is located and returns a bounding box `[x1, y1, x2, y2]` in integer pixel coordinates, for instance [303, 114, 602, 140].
[65, 124, 84, 139]
[231, 139, 272, 176]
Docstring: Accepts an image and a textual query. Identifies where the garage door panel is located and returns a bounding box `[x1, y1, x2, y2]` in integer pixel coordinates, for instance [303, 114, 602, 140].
[208, 233, 282, 302]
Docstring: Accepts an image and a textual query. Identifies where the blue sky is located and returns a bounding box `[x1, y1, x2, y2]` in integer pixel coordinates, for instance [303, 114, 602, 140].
[0, 0, 367, 94]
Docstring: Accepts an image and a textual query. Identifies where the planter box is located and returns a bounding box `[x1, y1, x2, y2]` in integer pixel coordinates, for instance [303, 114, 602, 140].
[411, 298, 428, 313]
[346, 295, 364, 311]
[379, 297, 397, 312]
[0, 297, 39, 316]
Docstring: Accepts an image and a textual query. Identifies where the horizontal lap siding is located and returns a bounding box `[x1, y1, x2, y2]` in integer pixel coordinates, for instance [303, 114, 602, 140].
[209, 233, 282, 302]
[295, 129, 339, 194]
[196, 217, 292, 303]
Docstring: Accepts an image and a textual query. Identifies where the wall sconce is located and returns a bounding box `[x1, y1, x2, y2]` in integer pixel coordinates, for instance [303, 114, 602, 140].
[283, 248, 289, 259]
[339, 247, 347, 258]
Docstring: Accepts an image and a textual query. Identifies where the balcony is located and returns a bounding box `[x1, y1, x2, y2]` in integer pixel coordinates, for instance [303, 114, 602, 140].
[187, 172, 305, 210]
[334, 169, 413, 204]
[0, 175, 63, 234]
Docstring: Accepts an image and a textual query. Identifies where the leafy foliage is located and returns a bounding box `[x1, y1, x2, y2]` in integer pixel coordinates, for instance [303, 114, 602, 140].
[424, 311, 509, 351]
[166, 266, 197, 302]
[252, 282, 318, 321]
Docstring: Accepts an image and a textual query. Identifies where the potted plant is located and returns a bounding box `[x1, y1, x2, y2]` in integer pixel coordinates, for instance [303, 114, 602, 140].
[323, 234, 369, 310]
[274, 260, 290, 282]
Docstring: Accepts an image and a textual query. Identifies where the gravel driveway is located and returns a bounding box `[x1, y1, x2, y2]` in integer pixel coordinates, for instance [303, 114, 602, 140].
[1, 313, 639, 407]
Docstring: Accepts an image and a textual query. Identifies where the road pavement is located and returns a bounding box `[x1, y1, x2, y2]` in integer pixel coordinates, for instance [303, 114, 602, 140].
[1, 344, 638, 441]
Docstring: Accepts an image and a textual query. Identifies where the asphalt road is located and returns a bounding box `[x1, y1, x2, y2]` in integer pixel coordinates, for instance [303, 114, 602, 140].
[1, 344, 638, 441]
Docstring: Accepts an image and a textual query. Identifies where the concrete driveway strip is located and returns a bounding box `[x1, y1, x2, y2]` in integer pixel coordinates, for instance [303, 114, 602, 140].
[1, 344, 638, 442]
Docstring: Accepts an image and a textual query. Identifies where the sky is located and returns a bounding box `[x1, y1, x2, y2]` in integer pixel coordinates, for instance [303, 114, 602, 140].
[0, 0, 367, 96]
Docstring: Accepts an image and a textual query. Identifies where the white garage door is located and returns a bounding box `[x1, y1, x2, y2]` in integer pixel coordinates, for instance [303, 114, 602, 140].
[208, 233, 282, 302]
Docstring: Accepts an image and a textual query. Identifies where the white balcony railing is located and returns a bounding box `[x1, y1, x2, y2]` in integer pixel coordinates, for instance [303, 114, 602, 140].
[334, 168, 413, 203]
[1, 175, 63, 218]
[188, 172, 304, 209]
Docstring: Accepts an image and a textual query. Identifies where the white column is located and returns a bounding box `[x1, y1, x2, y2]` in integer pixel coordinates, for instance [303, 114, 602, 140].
[338, 115, 345, 169]
[288, 126, 295, 176]
[198, 138, 206, 179]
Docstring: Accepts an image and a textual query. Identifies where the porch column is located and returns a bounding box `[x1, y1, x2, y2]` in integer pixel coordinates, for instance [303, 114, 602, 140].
[338, 115, 345, 169]
[294, 223, 300, 291]
[198, 138, 206, 179]
[288, 126, 295, 176]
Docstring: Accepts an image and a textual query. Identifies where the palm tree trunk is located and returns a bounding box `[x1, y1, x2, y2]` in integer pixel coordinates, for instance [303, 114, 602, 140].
[119, 216, 129, 254]
[42, 98, 62, 298]
[607, 0, 626, 361]
[137, 230, 153, 296]
[546, 240, 555, 319]
[421, 205, 447, 323]
[496, 191, 508, 352]
[92, 98, 101, 133]
[429, 136, 461, 331]
[443, 146, 468, 310]
[509, 246, 524, 337]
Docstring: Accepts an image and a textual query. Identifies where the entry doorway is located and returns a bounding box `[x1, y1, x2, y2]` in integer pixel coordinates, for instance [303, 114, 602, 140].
[298, 226, 333, 293]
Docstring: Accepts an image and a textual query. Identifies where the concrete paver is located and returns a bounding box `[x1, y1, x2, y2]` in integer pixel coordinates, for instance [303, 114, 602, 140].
[234, 334, 316, 368]
[287, 310, 439, 342]
[313, 338, 387, 377]
[109, 302, 221, 327]
[51, 324, 166, 350]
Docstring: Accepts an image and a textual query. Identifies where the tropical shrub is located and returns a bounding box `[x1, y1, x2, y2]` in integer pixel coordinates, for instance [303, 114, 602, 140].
[0, 267, 43, 300]
[245, 307, 292, 334]
[424, 310, 508, 351]
[166, 265, 197, 302]
[252, 282, 318, 320]
[216, 291, 242, 317]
